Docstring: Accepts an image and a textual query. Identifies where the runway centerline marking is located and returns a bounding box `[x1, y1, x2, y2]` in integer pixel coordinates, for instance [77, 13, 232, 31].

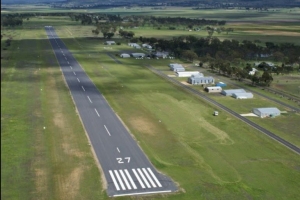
[70, 66, 72, 69]
[87, 96, 92, 103]
[73, 71, 76, 75]
[67, 61, 69, 64]
[104, 125, 111, 136]
[77, 78, 80, 82]
[117, 147, 120, 153]
[81, 86, 85, 91]
[94, 108, 100, 117]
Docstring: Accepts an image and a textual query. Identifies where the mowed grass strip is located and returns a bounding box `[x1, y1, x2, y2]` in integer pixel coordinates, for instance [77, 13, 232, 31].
[55, 29, 300, 199]
[1, 25, 106, 199]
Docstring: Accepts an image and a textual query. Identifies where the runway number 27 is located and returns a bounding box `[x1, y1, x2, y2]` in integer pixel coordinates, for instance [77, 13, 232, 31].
[117, 157, 130, 164]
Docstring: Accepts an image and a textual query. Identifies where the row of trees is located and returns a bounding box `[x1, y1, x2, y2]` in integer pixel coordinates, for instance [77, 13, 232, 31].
[1, 16, 23, 27]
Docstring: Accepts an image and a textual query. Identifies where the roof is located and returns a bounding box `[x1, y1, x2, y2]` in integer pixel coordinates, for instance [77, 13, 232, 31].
[106, 41, 115, 43]
[169, 63, 184, 68]
[223, 89, 246, 94]
[254, 107, 280, 113]
[233, 92, 253, 97]
[206, 86, 222, 89]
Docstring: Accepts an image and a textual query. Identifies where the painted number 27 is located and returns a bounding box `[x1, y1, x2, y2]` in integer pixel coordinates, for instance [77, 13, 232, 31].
[117, 157, 130, 164]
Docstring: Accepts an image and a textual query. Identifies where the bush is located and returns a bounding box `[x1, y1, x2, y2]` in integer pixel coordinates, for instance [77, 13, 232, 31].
[116, 42, 121, 45]
[169, 27, 176, 30]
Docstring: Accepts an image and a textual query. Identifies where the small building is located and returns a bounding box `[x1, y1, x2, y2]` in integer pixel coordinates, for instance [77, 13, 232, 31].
[142, 44, 152, 49]
[221, 89, 246, 96]
[153, 51, 169, 58]
[216, 82, 227, 87]
[131, 53, 145, 58]
[188, 75, 214, 84]
[177, 71, 202, 78]
[120, 53, 130, 58]
[128, 43, 141, 49]
[249, 68, 258, 75]
[169, 63, 185, 72]
[205, 86, 222, 93]
[252, 107, 281, 118]
[232, 92, 253, 99]
[105, 41, 116, 45]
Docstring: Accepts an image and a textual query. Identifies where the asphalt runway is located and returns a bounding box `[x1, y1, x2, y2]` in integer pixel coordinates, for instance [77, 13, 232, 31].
[45, 26, 177, 197]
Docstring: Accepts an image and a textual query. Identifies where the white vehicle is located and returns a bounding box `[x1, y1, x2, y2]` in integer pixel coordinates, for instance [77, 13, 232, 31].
[214, 111, 219, 116]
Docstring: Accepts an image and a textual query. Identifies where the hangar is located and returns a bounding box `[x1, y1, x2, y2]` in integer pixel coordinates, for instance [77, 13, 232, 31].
[252, 107, 281, 118]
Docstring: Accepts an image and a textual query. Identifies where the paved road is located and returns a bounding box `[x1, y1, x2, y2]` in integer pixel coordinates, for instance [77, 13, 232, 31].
[146, 65, 300, 155]
[45, 26, 177, 197]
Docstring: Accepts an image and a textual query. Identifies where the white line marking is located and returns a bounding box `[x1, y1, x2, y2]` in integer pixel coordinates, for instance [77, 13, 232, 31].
[114, 170, 126, 190]
[70, 66, 72, 69]
[117, 147, 120, 153]
[124, 169, 137, 189]
[87, 96, 92, 103]
[77, 78, 80, 82]
[109, 170, 120, 191]
[147, 168, 162, 187]
[63, 54, 65, 56]
[142, 168, 156, 188]
[81, 86, 85, 91]
[137, 168, 151, 188]
[73, 71, 76, 75]
[113, 190, 172, 197]
[67, 61, 69, 64]
[104, 125, 111, 136]
[94, 108, 100, 117]
[119, 170, 131, 190]
[132, 169, 145, 189]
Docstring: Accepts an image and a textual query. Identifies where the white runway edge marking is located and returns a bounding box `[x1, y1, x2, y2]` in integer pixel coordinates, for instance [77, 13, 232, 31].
[104, 125, 111, 136]
[124, 169, 137, 189]
[87, 96, 92, 103]
[117, 147, 120, 153]
[81, 86, 85, 91]
[137, 168, 151, 188]
[77, 78, 80, 82]
[73, 71, 76, 75]
[114, 170, 126, 190]
[142, 168, 156, 188]
[119, 170, 132, 190]
[147, 168, 162, 187]
[132, 169, 145, 189]
[109, 170, 120, 191]
[113, 190, 172, 197]
[94, 108, 100, 117]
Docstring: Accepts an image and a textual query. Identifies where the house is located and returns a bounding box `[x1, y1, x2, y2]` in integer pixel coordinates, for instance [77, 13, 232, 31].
[128, 43, 141, 49]
[232, 92, 253, 99]
[215, 82, 227, 87]
[169, 63, 185, 72]
[252, 107, 281, 118]
[221, 89, 246, 96]
[188, 75, 214, 84]
[131, 53, 145, 58]
[205, 86, 222, 93]
[249, 68, 258, 75]
[153, 51, 169, 58]
[105, 41, 116, 45]
[178, 72, 203, 78]
[142, 44, 152, 49]
[120, 53, 130, 58]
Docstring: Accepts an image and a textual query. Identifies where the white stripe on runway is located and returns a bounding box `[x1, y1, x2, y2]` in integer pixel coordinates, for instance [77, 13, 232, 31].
[87, 96, 92, 103]
[132, 169, 145, 189]
[124, 169, 137, 189]
[119, 170, 131, 190]
[142, 168, 156, 188]
[81, 86, 85, 91]
[114, 170, 126, 190]
[70, 66, 72, 69]
[137, 168, 151, 188]
[77, 78, 80, 82]
[67, 61, 69, 64]
[94, 108, 100, 117]
[73, 71, 76, 75]
[104, 125, 111, 136]
[109, 170, 120, 191]
[65, 57, 67, 60]
[147, 168, 162, 187]
[113, 190, 172, 197]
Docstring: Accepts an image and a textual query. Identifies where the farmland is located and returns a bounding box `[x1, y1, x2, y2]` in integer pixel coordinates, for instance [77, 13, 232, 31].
[1, 7, 300, 200]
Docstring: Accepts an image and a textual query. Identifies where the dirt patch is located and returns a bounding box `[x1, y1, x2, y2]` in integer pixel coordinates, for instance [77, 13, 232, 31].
[243, 30, 300, 36]
[59, 167, 84, 200]
[128, 117, 157, 136]
[181, 81, 190, 85]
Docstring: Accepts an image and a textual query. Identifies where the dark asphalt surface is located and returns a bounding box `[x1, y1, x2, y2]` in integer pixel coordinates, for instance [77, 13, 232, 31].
[146, 65, 300, 155]
[45, 26, 177, 197]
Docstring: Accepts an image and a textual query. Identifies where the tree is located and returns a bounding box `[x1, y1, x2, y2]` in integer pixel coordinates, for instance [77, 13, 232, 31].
[261, 71, 273, 86]
[181, 50, 198, 62]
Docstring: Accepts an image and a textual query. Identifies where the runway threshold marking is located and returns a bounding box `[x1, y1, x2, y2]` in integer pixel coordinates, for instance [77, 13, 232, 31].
[119, 170, 132, 190]
[142, 168, 156, 188]
[94, 108, 100, 117]
[104, 125, 111, 136]
[132, 169, 145, 189]
[81, 86, 85, 91]
[113, 190, 172, 197]
[109, 170, 120, 191]
[147, 168, 162, 187]
[87, 96, 92, 103]
[114, 170, 126, 190]
[124, 169, 137, 189]
[137, 168, 151, 188]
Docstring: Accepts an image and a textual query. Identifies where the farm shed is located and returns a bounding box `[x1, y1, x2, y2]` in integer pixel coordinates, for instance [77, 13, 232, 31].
[177, 71, 202, 77]
[142, 44, 152, 49]
[105, 41, 116, 45]
[169, 63, 185, 72]
[188, 75, 214, 84]
[216, 82, 226, 87]
[252, 107, 281, 118]
[131, 53, 145, 58]
[205, 86, 222, 93]
[221, 89, 246, 96]
[128, 43, 141, 49]
[153, 51, 169, 58]
[120, 53, 130, 58]
[232, 92, 253, 99]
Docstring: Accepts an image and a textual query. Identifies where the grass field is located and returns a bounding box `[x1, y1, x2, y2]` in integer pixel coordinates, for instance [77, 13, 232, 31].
[1, 11, 300, 200]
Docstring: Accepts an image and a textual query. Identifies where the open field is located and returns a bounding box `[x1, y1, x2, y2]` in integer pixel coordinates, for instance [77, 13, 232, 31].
[2, 12, 300, 200]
